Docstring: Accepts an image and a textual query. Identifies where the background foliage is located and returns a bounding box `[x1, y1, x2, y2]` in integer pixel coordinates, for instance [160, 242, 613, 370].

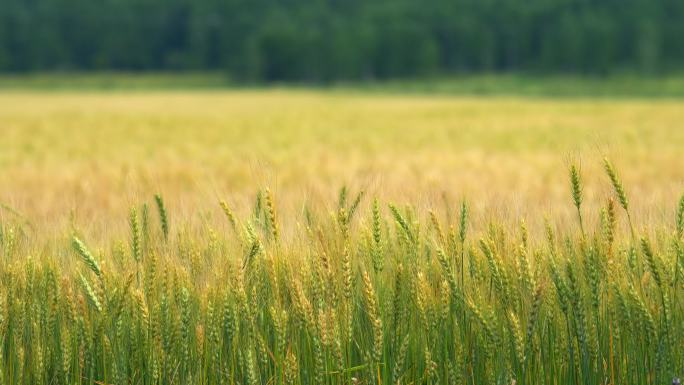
[1, 0, 683, 80]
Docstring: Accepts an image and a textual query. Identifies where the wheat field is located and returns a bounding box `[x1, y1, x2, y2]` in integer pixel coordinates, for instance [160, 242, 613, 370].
[1, 90, 684, 384]
[2, 91, 684, 234]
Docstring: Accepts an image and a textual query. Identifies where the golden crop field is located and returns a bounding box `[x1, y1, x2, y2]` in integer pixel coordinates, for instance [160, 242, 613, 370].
[2, 89, 684, 385]
[1, 91, 683, 236]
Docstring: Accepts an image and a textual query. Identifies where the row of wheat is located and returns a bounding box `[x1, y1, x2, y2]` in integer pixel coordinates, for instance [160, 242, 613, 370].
[0, 159, 683, 385]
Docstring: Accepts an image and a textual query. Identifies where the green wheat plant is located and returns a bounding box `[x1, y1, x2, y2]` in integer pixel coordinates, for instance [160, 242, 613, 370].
[0, 161, 683, 385]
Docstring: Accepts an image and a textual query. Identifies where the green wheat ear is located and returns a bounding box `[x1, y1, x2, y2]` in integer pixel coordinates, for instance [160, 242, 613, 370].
[570, 164, 582, 208]
[130, 206, 141, 262]
[569, 163, 584, 234]
[79, 273, 102, 312]
[603, 157, 635, 238]
[459, 201, 468, 244]
[347, 189, 364, 222]
[337, 185, 348, 210]
[389, 203, 414, 244]
[371, 198, 383, 273]
[603, 157, 628, 211]
[71, 236, 102, 278]
[265, 188, 279, 242]
[155, 194, 169, 241]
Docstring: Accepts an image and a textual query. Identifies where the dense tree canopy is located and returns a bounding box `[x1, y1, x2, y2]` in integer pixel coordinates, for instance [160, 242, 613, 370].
[0, 0, 682, 80]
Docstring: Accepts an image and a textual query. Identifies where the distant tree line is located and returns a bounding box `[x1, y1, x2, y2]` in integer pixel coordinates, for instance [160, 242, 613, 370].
[0, 0, 682, 81]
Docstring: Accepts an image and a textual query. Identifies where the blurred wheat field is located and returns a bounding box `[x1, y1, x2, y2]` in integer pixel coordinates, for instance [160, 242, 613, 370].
[1, 90, 683, 237]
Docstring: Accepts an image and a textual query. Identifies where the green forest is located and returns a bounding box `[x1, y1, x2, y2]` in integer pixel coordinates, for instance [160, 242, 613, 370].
[0, 0, 683, 81]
